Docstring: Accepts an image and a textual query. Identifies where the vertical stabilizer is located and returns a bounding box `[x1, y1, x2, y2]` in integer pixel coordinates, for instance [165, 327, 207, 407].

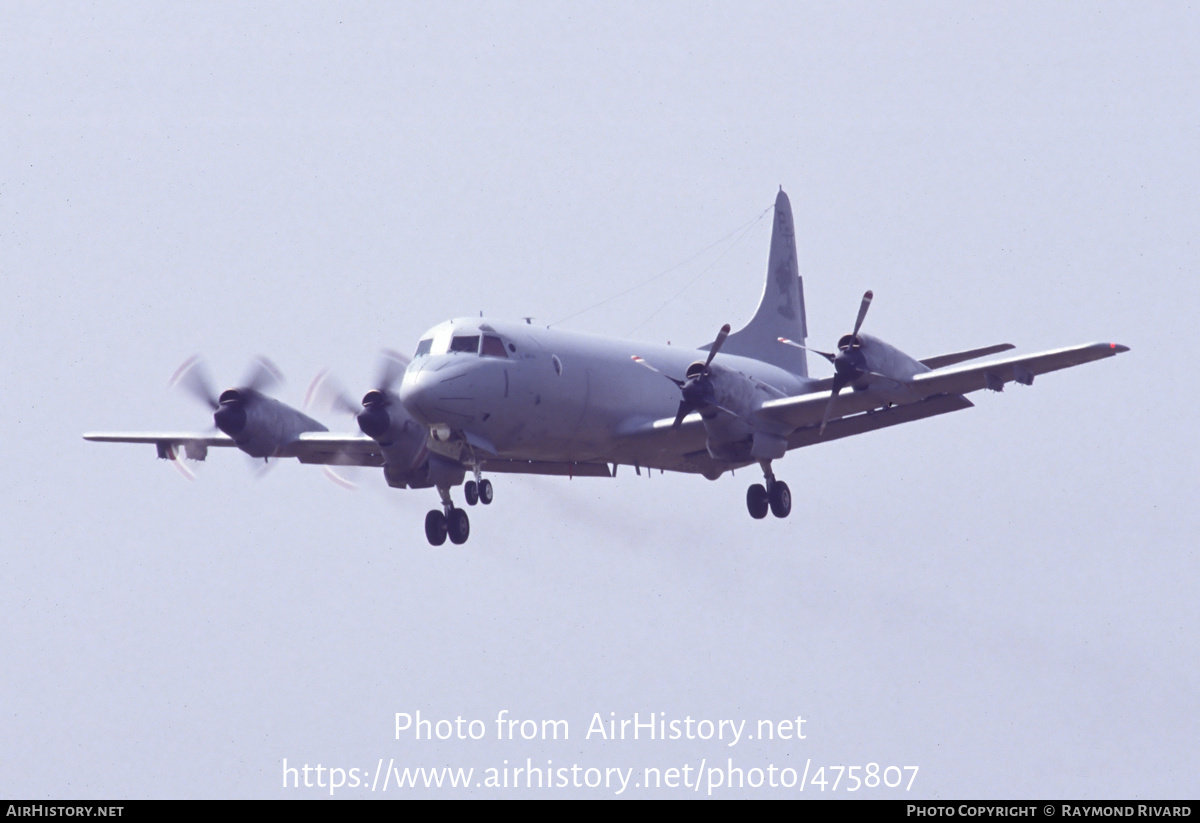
[710, 188, 808, 377]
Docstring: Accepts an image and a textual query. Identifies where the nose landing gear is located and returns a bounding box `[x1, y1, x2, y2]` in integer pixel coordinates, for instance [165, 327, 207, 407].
[463, 477, 493, 506]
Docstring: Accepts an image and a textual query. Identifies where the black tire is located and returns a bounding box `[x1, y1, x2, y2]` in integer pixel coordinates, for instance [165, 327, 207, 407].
[746, 484, 770, 519]
[769, 480, 792, 518]
[464, 480, 479, 506]
[424, 510, 447, 546]
[479, 479, 493, 505]
[448, 507, 470, 545]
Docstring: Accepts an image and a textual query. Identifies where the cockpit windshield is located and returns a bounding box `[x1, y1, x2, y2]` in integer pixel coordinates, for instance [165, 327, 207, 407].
[416, 327, 512, 358]
[481, 335, 508, 358]
[449, 335, 480, 354]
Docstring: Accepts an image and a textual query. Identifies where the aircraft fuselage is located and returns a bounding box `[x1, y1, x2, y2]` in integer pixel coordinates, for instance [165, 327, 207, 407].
[399, 317, 813, 472]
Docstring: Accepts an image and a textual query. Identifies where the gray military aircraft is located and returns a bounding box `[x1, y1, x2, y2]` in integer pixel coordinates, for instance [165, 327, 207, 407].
[85, 189, 1128, 545]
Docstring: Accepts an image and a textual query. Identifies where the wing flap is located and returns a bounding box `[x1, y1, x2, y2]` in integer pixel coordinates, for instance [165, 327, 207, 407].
[786, 393, 975, 447]
[480, 459, 612, 478]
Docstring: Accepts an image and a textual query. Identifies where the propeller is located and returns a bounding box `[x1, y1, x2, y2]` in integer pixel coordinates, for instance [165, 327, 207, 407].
[169, 355, 219, 411]
[821, 290, 873, 435]
[356, 349, 411, 440]
[633, 323, 733, 428]
[302, 349, 413, 486]
[305, 349, 412, 438]
[781, 290, 875, 435]
[163, 355, 289, 476]
[305, 369, 359, 418]
[169, 355, 284, 438]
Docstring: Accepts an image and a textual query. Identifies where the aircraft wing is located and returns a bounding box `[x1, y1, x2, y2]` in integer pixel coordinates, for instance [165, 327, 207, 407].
[83, 430, 389, 466]
[83, 431, 237, 460]
[617, 341, 1127, 465]
[907, 342, 1128, 395]
[756, 341, 1128, 432]
[284, 433, 386, 467]
[284, 434, 615, 477]
[84, 432, 235, 446]
[85, 430, 614, 478]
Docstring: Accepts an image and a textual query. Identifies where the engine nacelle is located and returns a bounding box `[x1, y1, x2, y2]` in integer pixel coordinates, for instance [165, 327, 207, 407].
[845, 333, 930, 384]
[690, 363, 789, 462]
[213, 389, 328, 458]
[357, 390, 434, 489]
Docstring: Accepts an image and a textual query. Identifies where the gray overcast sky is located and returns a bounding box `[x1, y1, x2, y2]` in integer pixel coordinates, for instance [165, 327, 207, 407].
[3, 1, 1195, 798]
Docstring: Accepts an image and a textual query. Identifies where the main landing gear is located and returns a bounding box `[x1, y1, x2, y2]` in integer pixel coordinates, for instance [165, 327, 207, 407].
[424, 476, 494, 546]
[424, 507, 469, 546]
[746, 461, 791, 520]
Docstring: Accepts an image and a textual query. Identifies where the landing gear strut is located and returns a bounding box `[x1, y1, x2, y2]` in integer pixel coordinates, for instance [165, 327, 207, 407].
[746, 461, 791, 520]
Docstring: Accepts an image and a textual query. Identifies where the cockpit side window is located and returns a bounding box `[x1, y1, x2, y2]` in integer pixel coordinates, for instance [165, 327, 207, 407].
[414, 338, 433, 357]
[480, 335, 508, 358]
[449, 335, 480, 354]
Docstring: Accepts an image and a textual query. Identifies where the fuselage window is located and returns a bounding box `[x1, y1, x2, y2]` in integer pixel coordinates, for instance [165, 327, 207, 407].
[481, 335, 508, 358]
[414, 338, 433, 357]
[450, 335, 480, 354]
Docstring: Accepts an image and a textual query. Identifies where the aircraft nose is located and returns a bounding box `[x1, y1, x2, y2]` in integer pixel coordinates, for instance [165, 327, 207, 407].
[399, 360, 480, 426]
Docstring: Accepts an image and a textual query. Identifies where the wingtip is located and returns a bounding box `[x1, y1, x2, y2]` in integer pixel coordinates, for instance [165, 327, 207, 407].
[1110, 343, 1130, 354]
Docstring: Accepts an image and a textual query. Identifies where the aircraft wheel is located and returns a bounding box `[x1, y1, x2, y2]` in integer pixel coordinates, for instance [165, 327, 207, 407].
[447, 508, 470, 545]
[746, 484, 769, 519]
[479, 479, 493, 505]
[464, 480, 479, 506]
[425, 510, 448, 546]
[769, 481, 792, 518]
